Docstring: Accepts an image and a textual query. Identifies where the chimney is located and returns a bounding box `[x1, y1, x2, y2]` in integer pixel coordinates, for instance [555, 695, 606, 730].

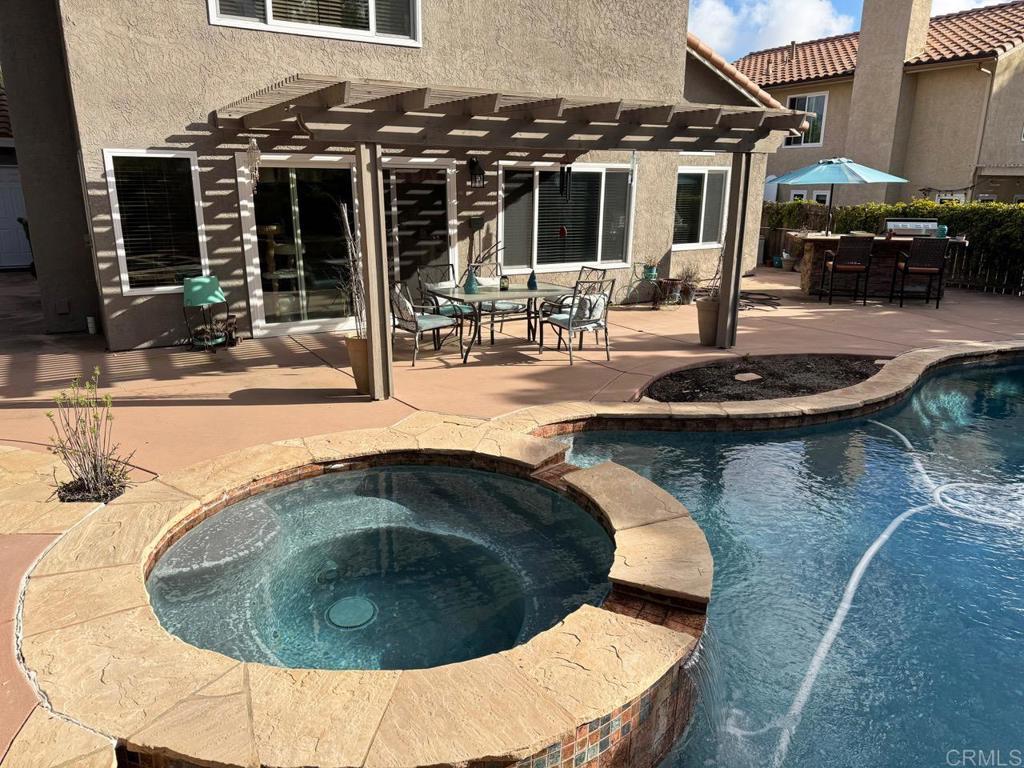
[844, 0, 932, 202]
[789, 40, 797, 62]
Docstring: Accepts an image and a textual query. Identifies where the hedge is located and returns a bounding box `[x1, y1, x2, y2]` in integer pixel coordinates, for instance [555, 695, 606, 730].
[762, 199, 1024, 293]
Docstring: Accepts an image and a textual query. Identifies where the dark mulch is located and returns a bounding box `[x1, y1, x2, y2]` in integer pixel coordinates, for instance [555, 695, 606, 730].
[54, 477, 129, 503]
[645, 354, 885, 402]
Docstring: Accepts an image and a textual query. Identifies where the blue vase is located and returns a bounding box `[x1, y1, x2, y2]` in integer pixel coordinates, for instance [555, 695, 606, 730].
[937, 224, 949, 238]
[464, 270, 479, 295]
[527, 270, 538, 290]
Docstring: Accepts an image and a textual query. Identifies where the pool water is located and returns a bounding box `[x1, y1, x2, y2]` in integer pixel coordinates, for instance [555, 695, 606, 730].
[568, 361, 1024, 768]
[148, 466, 613, 670]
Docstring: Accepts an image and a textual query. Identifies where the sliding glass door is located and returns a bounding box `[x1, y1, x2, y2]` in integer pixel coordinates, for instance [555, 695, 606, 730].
[252, 165, 356, 327]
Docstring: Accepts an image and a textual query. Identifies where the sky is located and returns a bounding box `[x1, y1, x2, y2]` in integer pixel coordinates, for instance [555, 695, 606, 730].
[690, 0, 1011, 60]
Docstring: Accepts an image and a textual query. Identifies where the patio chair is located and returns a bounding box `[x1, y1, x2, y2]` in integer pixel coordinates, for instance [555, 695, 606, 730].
[889, 236, 950, 308]
[183, 276, 237, 352]
[464, 262, 528, 345]
[538, 276, 615, 365]
[818, 235, 875, 306]
[416, 264, 475, 318]
[539, 266, 608, 318]
[390, 283, 463, 366]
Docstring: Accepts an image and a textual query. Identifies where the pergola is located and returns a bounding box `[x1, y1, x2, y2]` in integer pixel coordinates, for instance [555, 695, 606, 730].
[215, 76, 808, 400]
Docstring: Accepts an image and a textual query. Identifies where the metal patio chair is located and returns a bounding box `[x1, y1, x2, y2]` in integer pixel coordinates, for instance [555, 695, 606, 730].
[390, 283, 463, 366]
[819, 235, 875, 306]
[183, 275, 237, 352]
[464, 261, 529, 345]
[538, 276, 615, 365]
[890, 236, 950, 308]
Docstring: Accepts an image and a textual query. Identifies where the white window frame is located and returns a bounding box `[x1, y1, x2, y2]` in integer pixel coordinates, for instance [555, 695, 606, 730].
[975, 193, 998, 203]
[208, 0, 422, 47]
[935, 192, 966, 204]
[789, 189, 807, 201]
[497, 161, 636, 275]
[103, 148, 210, 297]
[784, 91, 828, 148]
[671, 165, 732, 252]
[812, 190, 831, 205]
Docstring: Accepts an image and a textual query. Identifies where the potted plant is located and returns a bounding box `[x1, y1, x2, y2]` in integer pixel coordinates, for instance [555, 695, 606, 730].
[695, 267, 721, 347]
[339, 204, 371, 395]
[677, 262, 700, 305]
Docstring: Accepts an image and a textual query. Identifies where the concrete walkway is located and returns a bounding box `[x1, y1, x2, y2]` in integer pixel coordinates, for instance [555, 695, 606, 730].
[0, 268, 1022, 762]
[2, 270, 1021, 474]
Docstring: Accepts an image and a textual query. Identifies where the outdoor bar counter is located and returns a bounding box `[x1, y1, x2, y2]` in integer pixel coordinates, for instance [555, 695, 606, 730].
[792, 232, 916, 297]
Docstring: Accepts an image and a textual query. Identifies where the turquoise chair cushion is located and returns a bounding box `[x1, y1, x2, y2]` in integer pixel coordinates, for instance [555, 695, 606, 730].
[437, 303, 474, 317]
[481, 300, 527, 312]
[416, 314, 458, 331]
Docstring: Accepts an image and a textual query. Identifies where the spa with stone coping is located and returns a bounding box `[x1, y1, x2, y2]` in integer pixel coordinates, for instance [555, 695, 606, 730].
[16, 418, 712, 768]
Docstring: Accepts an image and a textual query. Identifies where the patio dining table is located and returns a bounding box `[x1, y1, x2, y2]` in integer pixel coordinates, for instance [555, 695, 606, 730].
[425, 281, 570, 363]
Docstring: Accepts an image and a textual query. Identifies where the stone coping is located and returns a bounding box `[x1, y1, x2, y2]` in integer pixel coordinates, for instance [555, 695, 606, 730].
[490, 341, 1024, 436]
[16, 416, 709, 768]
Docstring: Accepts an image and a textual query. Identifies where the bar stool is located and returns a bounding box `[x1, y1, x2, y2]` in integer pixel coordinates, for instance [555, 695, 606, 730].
[819, 235, 875, 305]
[889, 236, 950, 308]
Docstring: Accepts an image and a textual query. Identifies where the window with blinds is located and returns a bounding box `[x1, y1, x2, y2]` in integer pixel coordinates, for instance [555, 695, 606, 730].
[213, 0, 414, 40]
[109, 154, 204, 291]
[673, 169, 729, 247]
[502, 167, 632, 269]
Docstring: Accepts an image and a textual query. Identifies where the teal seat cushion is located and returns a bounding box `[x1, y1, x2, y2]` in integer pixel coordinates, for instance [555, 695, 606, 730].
[416, 314, 458, 331]
[547, 313, 604, 331]
[436, 303, 474, 317]
[481, 300, 527, 313]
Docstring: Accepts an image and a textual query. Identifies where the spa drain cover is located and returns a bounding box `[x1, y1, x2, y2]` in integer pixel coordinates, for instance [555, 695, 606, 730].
[327, 596, 377, 629]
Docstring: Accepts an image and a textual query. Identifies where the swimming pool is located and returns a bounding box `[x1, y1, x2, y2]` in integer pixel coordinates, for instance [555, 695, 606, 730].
[148, 465, 613, 670]
[568, 360, 1024, 768]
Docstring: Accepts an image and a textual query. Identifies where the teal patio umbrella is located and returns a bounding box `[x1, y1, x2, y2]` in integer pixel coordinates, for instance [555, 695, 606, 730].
[772, 157, 908, 234]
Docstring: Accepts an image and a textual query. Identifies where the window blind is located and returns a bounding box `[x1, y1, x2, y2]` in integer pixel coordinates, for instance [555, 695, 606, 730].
[501, 170, 534, 268]
[673, 173, 705, 245]
[701, 171, 727, 244]
[375, 0, 413, 36]
[536, 171, 601, 265]
[217, 0, 265, 20]
[272, 0, 370, 31]
[111, 156, 203, 290]
[600, 171, 630, 262]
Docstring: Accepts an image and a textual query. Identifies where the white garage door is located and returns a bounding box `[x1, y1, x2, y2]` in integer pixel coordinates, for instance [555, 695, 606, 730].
[0, 166, 31, 269]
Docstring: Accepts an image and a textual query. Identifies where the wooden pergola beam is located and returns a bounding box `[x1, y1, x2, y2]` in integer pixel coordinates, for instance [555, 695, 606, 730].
[234, 81, 352, 130]
[498, 97, 566, 120]
[562, 101, 624, 122]
[351, 87, 433, 113]
[439, 92, 504, 116]
[719, 110, 766, 129]
[673, 107, 723, 128]
[619, 104, 677, 124]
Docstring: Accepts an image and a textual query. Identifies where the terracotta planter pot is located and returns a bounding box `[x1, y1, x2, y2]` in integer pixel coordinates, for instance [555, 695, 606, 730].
[696, 298, 719, 347]
[345, 336, 371, 395]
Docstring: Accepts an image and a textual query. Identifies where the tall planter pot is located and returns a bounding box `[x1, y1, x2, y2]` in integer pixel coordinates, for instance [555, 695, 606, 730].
[345, 336, 371, 395]
[696, 298, 719, 347]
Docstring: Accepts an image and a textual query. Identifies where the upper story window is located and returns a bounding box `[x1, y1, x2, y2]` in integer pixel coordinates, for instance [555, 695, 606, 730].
[672, 167, 729, 250]
[104, 150, 209, 296]
[210, 0, 419, 46]
[785, 93, 827, 147]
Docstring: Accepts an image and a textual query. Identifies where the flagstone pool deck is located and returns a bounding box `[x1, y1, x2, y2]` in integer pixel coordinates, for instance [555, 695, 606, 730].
[1, 270, 1023, 766]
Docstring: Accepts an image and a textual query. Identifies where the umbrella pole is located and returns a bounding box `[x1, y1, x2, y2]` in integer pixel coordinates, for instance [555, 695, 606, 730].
[826, 183, 835, 235]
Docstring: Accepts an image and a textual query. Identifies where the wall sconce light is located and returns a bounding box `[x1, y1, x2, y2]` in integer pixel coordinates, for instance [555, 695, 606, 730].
[468, 157, 486, 188]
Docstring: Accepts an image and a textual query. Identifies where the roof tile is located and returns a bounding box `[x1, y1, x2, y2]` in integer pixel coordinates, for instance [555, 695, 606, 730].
[734, 0, 1024, 88]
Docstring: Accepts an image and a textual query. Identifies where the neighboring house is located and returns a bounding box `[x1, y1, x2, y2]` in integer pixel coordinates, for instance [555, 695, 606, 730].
[0, 1, 801, 353]
[734, 0, 1024, 206]
[0, 87, 32, 270]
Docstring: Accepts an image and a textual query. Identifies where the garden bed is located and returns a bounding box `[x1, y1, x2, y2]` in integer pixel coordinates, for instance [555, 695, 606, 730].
[645, 354, 884, 402]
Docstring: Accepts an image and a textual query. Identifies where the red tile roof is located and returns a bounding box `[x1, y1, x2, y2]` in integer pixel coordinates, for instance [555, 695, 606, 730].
[687, 32, 785, 110]
[734, 0, 1024, 88]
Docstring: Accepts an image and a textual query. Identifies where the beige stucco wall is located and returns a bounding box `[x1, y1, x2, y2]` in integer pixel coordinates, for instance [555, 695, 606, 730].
[977, 47, 1024, 191]
[57, 0, 700, 349]
[37, 0, 775, 349]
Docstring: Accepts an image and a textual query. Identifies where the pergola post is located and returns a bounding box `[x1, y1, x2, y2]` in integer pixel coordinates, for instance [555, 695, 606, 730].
[716, 151, 753, 349]
[354, 142, 394, 400]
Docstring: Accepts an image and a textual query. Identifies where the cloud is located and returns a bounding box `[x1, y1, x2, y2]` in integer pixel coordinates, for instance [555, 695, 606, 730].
[690, 0, 856, 60]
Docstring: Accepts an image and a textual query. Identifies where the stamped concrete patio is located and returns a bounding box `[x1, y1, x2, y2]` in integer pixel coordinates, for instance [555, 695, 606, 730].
[1, 268, 1023, 764]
